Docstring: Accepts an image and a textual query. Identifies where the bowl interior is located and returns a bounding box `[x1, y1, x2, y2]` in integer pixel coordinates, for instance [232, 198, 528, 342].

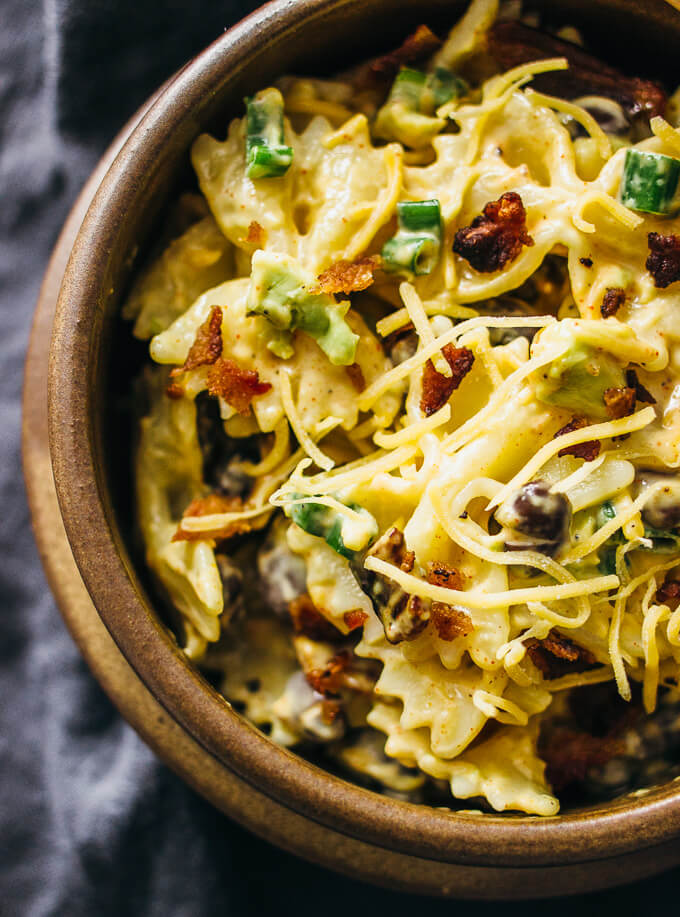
[50, 0, 680, 867]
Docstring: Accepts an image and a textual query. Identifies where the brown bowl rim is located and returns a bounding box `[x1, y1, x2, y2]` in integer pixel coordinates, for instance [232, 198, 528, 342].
[48, 0, 680, 868]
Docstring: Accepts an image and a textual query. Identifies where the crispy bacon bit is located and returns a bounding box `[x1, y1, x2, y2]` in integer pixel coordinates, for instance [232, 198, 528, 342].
[425, 562, 471, 640]
[526, 631, 597, 680]
[420, 344, 474, 417]
[373, 528, 415, 572]
[601, 287, 625, 319]
[647, 232, 680, 288]
[430, 605, 473, 641]
[165, 382, 185, 399]
[555, 416, 601, 462]
[579, 257, 593, 268]
[306, 650, 353, 696]
[172, 493, 250, 543]
[364, 527, 428, 643]
[656, 579, 680, 609]
[244, 220, 267, 248]
[426, 561, 465, 591]
[172, 306, 223, 375]
[345, 363, 366, 392]
[488, 21, 666, 122]
[207, 358, 272, 415]
[626, 368, 656, 405]
[313, 255, 381, 295]
[344, 610, 369, 631]
[541, 728, 625, 791]
[453, 192, 534, 274]
[603, 386, 636, 420]
[366, 25, 441, 83]
[289, 594, 339, 642]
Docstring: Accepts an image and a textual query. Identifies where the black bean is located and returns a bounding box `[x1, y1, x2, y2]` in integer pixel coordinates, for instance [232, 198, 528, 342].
[501, 481, 571, 543]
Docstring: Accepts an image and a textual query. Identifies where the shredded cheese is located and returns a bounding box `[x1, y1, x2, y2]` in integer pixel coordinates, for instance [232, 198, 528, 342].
[487, 407, 656, 512]
[278, 371, 335, 472]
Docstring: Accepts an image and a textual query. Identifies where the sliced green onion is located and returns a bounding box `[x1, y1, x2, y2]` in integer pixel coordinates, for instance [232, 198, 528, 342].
[429, 67, 468, 109]
[373, 66, 467, 149]
[620, 149, 680, 216]
[381, 199, 442, 276]
[245, 88, 293, 179]
[286, 495, 378, 557]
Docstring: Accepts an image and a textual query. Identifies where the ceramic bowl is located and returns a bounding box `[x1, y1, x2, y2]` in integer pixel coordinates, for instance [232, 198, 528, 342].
[44, 0, 680, 897]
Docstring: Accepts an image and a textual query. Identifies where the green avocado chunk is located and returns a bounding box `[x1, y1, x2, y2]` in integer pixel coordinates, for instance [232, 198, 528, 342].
[247, 250, 359, 365]
[531, 340, 626, 420]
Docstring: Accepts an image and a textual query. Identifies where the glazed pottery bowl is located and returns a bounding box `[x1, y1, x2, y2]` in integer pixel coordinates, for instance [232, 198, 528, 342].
[44, 0, 680, 898]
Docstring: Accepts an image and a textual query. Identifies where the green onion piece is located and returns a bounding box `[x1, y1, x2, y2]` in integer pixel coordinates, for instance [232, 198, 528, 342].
[381, 199, 442, 276]
[247, 251, 359, 365]
[373, 66, 465, 149]
[620, 149, 680, 216]
[642, 524, 680, 554]
[245, 88, 293, 179]
[398, 199, 442, 232]
[429, 67, 468, 109]
[389, 68, 428, 107]
[285, 494, 378, 557]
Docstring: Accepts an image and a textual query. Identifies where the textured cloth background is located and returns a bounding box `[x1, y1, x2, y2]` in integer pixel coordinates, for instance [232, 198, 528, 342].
[3, 1, 680, 914]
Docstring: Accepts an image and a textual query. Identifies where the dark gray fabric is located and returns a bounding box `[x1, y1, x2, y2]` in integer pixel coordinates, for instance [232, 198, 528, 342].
[3, 1, 680, 914]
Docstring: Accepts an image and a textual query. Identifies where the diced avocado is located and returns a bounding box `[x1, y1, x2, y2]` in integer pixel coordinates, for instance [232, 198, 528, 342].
[531, 340, 626, 420]
[247, 251, 359, 366]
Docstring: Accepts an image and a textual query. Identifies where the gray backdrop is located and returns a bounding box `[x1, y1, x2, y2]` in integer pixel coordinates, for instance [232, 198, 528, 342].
[2, 0, 679, 913]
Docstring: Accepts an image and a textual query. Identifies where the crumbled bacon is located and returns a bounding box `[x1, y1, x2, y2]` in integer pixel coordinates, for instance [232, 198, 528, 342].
[172, 306, 223, 375]
[306, 650, 353, 696]
[626, 368, 656, 405]
[526, 630, 597, 680]
[313, 255, 381, 295]
[345, 363, 366, 392]
[364, 527, 428, 643]
[244, 220, 267, 248]
[600, 287, 625, 319]
[420, 344, 474, 416]
[488, 21, 666, 122]
[344, 610, 369, 631]
[207, 358, 272, 415]
[647, 232, 680, 288]
[165, 382, 185, 399]
[172, 493, 252, 542]
[426, 561, 465, 591]
[289, 594, 340, 642]
[453, 192, 534, 274]
[541, 728, 625, 791]
[656, 579, 680, 609]
[425, 562, 472, 641]
[365, 25, 441, 84]
[430, 604, 473, 641]
[373, 527, 415, 572]
[603, 386, 636, 420]
[555, 416, 601, 462]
